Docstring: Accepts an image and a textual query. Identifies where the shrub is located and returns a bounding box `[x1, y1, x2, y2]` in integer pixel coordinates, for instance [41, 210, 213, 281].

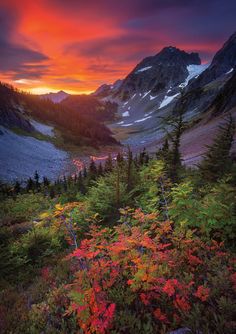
[66, 210, 236, 333]
[10, 225, 67, 270]
[86, 172, 130, 221]
[0, 193, 52, 224]
[170, 180, 236, 246]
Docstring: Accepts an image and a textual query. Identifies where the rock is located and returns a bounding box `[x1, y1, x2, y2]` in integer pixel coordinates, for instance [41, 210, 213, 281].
[169, 328, 192, 334]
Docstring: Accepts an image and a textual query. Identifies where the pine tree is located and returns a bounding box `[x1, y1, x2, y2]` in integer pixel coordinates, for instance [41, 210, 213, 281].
[160, 96, 186, 182]
[199, 115, 235, 182]
[139, 148, 147, 165]
[116, 152, 124, 166]
[83, 167, 87, 178]
[63, 175, 68, 192]
[43, 177, 50, 187]
[104, 153, 113, 173]
[89, 159, 97, 180]
[78, 171, 86, 194]
[115, 165, 120, 208]
[26, 177, 34, 192]
[13, 181, 21, 195]
[34, 171, 40, 191]
[98, 163, 104, 176]
[49, 186, 55, 198]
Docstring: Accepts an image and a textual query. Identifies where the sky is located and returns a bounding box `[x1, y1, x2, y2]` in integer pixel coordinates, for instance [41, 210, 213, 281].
[0, 0, 235, 94]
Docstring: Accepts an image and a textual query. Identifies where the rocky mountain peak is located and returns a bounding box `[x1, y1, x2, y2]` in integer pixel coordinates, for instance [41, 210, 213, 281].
[155, 46, 201, 66]
[114, 47, 201, 100]
[40, 90, 70, 103]
[188, 31, 236, 90]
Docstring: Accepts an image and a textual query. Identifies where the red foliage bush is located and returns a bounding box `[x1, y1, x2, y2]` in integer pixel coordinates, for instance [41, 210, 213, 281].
[66, 209, 236, 333]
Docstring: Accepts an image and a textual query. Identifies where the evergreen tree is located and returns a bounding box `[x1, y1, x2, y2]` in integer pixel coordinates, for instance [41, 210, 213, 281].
[43, 177, 50, 187]
[89, 159, 97, 179]
[78, 171, 86, 194]
[104, 153, 113, 173]
[199, 115, 235, 182]
[26, 177, 34, 192]
[116, 152, 124, 166]
[139, 148, 146, 165]
[115, 164, 121, 208]
[63, 176, 68, 192]
[13, 181, 21, 195]
[160, 96, 186, 182]
[98, 163, 104, 176]
[34, 171, 40, 191]
[49, 186, 55, 198]
[83, 167, 87, 178]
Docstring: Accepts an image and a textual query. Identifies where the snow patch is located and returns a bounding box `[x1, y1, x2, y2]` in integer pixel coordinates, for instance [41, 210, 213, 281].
[30, 120, 54, 137]
[141, 90, 151, 99]
[121, 123, 134, 127]
[134, 116, 152, 123]
[179, 64, 209, 88]
[145, 111, 154, 116]
[159, 93, 180, 109]
[122, 111, 130, 117]
[226, 68, 234, 74]
[150, 95, 157, 100]
[117, 121, 124, 125]
[131, 93, 136, 99]
[135, 66, 152, 73]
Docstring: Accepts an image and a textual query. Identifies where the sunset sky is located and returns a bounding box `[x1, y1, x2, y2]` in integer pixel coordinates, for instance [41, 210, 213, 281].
[0, 0, 235, 94]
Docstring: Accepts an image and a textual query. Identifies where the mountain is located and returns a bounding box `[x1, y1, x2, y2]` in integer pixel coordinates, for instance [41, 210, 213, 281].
[0, 82, 118, 181]
[207, 69, 236, 117]
[99, 32, 236, 164]
[114, 47, 201, 100]
[187, 32, 236, 90]
[40, 90, 70, 103]
[61, 94, 118, 122]
[93, 79, 123, 98]
[0, 83, 68, 181]
[0, 83, 34, 133]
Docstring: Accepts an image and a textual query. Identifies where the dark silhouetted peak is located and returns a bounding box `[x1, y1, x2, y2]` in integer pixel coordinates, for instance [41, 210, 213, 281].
[93, 79, 123, 98]
[188, 31, 236, 90]
[41, 90, 70, 103]
[210, 31, 236, 72]
[116, 46, 201, 99]
[155, 46, 201, 65]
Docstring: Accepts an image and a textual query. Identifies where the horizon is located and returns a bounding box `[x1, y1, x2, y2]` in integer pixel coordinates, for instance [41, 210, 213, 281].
[0, 0, 235, 94]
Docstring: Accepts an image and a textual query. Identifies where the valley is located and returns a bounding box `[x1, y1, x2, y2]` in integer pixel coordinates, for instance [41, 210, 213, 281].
[1, 1, 236, 333]
[1, 32, 236, 183]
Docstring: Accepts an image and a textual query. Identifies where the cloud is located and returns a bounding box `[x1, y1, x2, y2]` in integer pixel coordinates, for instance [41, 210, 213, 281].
[51, 77, 83, 84]
[0, 7, 49, 79]
[66, 34, 159, 62]
[0, 0, 235, 92]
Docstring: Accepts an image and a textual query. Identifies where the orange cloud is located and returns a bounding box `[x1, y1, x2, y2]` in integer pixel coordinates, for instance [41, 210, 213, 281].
[0, 0, 235, 94]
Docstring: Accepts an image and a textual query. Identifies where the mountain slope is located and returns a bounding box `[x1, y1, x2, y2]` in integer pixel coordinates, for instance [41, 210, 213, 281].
[187, 32, 236, 90]
[0, 83, 119, 181]
[40, 90, 70, 103]
[0, 83, 34, 133]
[100, 32, 236, 164]
[114, 47, 201, 100]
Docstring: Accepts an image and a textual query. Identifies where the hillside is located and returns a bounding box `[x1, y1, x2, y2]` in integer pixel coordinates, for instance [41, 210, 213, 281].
[97, 32, 236, 164]
[0, 83, 119, 181]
